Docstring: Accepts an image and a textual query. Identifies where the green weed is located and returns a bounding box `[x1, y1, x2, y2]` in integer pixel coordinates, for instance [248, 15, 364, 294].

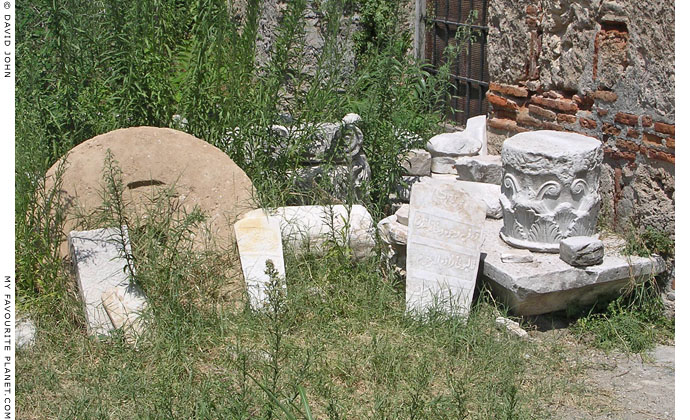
[571, 276, 674, 353]
[16, 1, 586, 418]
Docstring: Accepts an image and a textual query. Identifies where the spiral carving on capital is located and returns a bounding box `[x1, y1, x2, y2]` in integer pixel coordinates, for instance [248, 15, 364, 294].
[498, 131, 602, 252]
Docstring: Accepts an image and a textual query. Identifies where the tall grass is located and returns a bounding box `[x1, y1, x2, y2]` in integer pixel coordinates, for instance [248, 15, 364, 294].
[16, 0, 460, 305]
[15, 2, 611, 416]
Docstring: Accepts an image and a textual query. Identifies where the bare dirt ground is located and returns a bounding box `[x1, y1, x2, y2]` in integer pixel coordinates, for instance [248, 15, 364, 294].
[530, 313, 675, 419]
[556, 344, 675, 420]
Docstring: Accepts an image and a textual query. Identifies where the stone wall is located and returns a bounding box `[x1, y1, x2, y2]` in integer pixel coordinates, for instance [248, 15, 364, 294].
[484, 0, 675, 235]
[242, 0, 417, 80]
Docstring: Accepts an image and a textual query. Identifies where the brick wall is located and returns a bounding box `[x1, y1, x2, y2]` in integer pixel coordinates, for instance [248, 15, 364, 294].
[486, 84, 675, 166]
[485, 0, 675, 234]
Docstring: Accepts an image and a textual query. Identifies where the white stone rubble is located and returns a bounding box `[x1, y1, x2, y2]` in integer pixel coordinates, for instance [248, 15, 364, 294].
[495, 316, 529, 338]
[69, 227, 147, 338]
[500, 249, 535, 263]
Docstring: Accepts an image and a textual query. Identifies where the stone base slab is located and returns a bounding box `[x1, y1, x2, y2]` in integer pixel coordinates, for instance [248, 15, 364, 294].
[480, 219, 666, 316]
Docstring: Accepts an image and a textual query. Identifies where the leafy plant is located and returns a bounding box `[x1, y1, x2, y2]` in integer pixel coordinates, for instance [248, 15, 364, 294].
[571, 275, 673, 353]
[623, 226, 675, 260]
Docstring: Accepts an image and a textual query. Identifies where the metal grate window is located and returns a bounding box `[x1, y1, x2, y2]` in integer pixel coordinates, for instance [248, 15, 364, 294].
[423, 0, 490, 125]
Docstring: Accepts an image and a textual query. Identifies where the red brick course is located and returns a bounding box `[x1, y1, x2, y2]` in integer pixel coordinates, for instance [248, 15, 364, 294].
[614, 112, 638, 126]
[485, 87, 674, 167]
[647, 149, 675, 164]
[528, 104, 556, 120]
[517, 109, 542, 128]
[654, 122, 674, 135]
[489, 83, 529, 98]
[579, 117, 597, 129]
[643, 132, 663, 145]
[488, 118, 525, 133]
[592, 90, 618, 102]
[603, 123, 622, 136]
[626, 128, 640, 139]
[531, 95, 578, 113]
[486, 93, 519, 111]
[557, 113, 577, 124]
[573, 94, 594, 110]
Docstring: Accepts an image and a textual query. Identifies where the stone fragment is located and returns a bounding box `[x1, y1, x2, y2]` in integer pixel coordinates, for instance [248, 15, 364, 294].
[271, 124, 289, 138]
[454, 155, 503, 185]
[406, 181, 487, 317]
[377, 214, 407, 275]
[44, 127, 256, 256]
[500, 249, 534, 263]
[391, 201, 406, 214]
[401, 149, 431, 176]
[297, 122, 363, 164]
[293, 152, 371, 200]
[425, 117, 484, 157]
[395, 204, 410, 226]
[495, 316, 529, 338]
[16, 316, 36, 349]
[377, 214, 408, 246]
[242, 205, 375, 259]
[69, 227, 148, 337]
[466, 115, 489, 156]
[234, 214, 286, 310]
[431, 156, 459, 174]
[559, 236, 605, 267]
[101, 288, 146, 345]
[342, 113, 362, 126]
[500, 131, 603, 252]
[171, 114, 188, 130]
[370, 219, 667, 317]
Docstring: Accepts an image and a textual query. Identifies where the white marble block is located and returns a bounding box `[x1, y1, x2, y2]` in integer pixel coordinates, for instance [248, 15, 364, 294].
[241, 205, 376, 259]
[234, 214, 286, 310]
[69, 227, 147, 338]
[406, 182, 487, 317]
[560, 236, 605, 267]
[431, 156, 460, 174]
[500, 249, 535, 263]
[467, 115, 488, 156]
[454, 155, 502, 184]
[500, 131, 603, 253]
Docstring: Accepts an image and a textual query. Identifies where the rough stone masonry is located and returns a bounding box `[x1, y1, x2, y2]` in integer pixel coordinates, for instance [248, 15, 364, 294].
[484, 0, 674, 237]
